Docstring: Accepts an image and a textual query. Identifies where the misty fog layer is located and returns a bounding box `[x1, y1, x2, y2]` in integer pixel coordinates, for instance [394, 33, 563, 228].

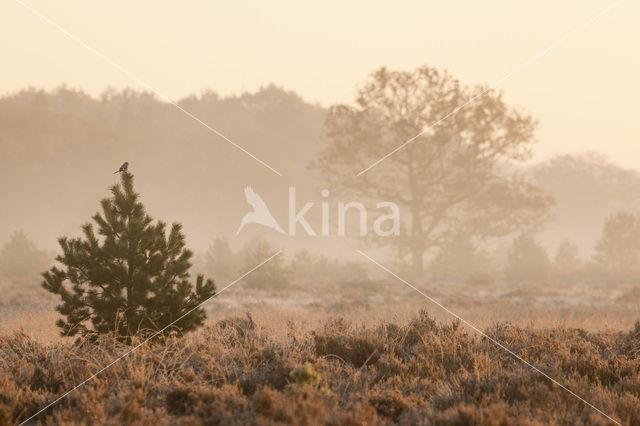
[2, 86, 640, 258]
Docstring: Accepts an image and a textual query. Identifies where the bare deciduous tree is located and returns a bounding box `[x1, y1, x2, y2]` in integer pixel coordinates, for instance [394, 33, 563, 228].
[313, 66, 552, 275]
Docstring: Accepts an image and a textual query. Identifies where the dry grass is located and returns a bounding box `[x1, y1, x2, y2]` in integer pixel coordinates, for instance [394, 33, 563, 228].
[3, 277, 639, 343]
[2, 275, 640, 424]
[1, 309, 640, 425]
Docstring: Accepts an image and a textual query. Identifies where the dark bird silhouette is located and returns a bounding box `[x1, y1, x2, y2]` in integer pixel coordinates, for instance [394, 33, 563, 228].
[114, 162, 129, 174]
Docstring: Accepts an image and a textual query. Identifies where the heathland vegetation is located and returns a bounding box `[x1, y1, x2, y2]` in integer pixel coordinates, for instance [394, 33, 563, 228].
[3, 312, 639, 424]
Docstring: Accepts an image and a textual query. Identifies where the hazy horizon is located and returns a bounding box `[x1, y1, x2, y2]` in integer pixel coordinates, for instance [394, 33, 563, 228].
[2, 0, 639, 168]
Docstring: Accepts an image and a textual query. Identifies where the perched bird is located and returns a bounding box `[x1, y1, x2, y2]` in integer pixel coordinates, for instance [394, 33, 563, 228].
[114, 162, 129, 174]
[236, 186, 284, 235]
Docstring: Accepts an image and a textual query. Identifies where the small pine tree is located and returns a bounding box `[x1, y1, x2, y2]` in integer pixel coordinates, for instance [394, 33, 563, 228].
[553, 239, 583, 282]
[593, 210, 640, 279]
[42, 172, 216, 341]
[203, 236, 240, 283]
[429, 235, 495, 285]
[0, 230, 51, 281]
[504, 234, 551, 282]
[239, 237, 290, 289]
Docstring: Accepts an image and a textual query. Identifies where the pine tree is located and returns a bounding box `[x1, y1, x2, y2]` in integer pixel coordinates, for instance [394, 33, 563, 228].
[239, 237, 290, 289]
[0, 230, 51, 280]
[593, 210, 640, 279]
[504, 234, 551, 282]
[42, 172, 216, 341]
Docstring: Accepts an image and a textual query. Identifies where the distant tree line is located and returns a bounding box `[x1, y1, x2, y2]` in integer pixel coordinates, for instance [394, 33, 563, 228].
[426, 209, 640, 284]
[196, 236, 369, 290]
[3, 206, 638, 292]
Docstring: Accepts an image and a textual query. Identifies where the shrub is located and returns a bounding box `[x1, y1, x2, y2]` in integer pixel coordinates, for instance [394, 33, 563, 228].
[289, 363, 321, 387]
[290, 250, 368, 285]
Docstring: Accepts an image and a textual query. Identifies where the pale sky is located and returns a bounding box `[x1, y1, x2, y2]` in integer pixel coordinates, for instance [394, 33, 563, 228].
[1, 0, 638, 167]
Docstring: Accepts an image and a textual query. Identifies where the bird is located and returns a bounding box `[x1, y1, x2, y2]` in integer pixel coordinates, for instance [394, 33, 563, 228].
[114, 162, 129, 174]
[236, 186, 285, 235]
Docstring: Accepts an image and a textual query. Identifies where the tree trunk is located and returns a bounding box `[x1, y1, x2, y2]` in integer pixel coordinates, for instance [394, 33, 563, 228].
[407, 146, 424, 279]
[411, 244, 424, 279]
[410, 202, 424, 279]
[125, 213, 135, 340]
